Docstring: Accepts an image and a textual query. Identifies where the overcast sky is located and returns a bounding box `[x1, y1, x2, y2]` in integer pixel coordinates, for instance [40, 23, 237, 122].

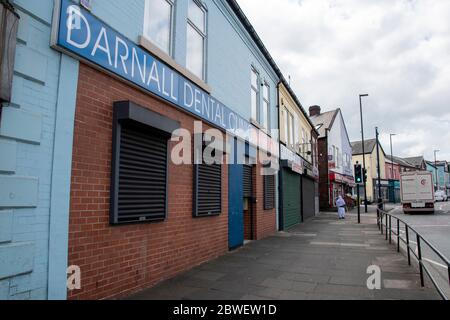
[238, 0, 450, 162]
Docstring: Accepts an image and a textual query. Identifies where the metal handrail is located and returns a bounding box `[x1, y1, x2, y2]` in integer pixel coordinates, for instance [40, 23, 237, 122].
[377, 208, 450, 300]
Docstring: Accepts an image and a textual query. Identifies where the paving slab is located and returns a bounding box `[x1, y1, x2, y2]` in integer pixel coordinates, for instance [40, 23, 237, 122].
[126, 210, 440, 300]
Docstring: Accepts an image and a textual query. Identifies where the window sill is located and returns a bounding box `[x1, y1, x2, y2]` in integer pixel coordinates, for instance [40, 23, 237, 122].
[251, 119, 266, 131]
[139, 36, 212, 94]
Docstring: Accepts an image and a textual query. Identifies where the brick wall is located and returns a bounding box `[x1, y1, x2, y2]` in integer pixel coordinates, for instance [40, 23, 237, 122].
[68, 63, 229, 300]
[253, 164, 277, 240]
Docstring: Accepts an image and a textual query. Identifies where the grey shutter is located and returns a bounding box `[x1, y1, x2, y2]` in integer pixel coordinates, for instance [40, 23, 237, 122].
[115, 124, 168, 224]
[194, 163, 222, 217]
[264, 174, 275, 210]
[243, 165, 253, 198]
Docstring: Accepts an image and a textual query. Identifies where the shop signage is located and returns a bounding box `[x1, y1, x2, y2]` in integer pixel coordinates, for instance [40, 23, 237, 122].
[51, 0, 258, 144]
[281, 145, 303, 174]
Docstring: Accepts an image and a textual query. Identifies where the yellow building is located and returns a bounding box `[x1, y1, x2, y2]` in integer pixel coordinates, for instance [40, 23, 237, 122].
[351, 139, 387, 202]
[279, 82, 316, 164]
[278, 81, 319, 228]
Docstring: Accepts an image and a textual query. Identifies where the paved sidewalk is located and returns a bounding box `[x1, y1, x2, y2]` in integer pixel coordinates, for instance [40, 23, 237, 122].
[127, 209, 440, 300]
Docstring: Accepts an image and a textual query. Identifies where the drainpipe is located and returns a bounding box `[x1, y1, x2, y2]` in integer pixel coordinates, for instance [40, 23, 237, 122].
[277, 82, 283, 231]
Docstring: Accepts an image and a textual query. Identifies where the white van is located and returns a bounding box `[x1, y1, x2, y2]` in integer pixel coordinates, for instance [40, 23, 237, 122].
[400, 171, 435, 213]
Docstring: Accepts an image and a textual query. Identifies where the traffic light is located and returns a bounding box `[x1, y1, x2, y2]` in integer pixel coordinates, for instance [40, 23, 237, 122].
[363, 168, 368, 183]
[354, 164, 362, 184]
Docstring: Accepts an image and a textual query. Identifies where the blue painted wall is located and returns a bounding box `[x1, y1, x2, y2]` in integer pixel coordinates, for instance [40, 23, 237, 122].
[0, 0, 79, 300]
[90, 0, 279, 135]
[0, 0, 281, 300]
[88, 0, 280, 231]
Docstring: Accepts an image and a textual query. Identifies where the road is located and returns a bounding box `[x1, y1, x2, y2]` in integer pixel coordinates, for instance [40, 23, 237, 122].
[390, 201, 450, 259]
[388, 201, 450, 299]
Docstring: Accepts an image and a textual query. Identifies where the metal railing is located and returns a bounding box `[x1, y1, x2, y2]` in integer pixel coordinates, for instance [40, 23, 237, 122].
[377, 208, 450, 300]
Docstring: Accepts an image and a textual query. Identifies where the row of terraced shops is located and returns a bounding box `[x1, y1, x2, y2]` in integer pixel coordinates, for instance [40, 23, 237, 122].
[0, 0, 318, 300]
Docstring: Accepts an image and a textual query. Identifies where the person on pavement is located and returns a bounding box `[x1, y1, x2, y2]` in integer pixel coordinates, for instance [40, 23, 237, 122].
[336, 195, 346, 220]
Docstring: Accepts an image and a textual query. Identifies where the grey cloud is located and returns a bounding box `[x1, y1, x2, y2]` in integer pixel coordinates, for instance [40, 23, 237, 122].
[238, 0, 450, 161]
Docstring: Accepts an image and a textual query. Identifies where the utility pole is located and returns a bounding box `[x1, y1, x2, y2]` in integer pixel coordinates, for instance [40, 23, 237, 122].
[434, 150, 440, 190]
[376, 127, 383, 210]
[359, 94, 369, 213]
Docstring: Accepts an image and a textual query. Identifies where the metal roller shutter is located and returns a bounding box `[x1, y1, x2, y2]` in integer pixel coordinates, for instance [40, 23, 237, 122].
[282, 168, 301, 229]
[302, 177, 316, 221]
[264, 174, 275, 210]
[115, 124, 168, 224]
[194, 163, 222, 217]
[243, 165, 253, 198]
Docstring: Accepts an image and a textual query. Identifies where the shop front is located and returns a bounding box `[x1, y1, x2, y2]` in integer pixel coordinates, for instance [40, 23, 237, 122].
[51, 1, 277, 299]
[329, 172, 355, 207]
[302, 160, 318, 221]
[280, 145, 303, 230]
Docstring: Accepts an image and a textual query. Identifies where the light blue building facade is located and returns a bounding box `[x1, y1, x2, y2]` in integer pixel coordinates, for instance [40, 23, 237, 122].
[1, 0, 283, 299]
[0, 0, 79, 299]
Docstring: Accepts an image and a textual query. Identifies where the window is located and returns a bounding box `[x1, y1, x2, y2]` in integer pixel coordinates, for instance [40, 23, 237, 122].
[251, 68, 260, 121]
[193, 143, 222, 217]
[264, 174, 275, 210]
[262, 83, 270, 129]
[144, 0, 174, 55]
[110, 101, 179, 225]
[283, 108, 288, 144]
[187, 0, 207, 80]
[289, 113, 294, 148]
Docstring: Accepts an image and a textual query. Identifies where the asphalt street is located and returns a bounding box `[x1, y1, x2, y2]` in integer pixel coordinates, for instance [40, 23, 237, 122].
[390, 201, 450, 260]
[388, 201, 450, 299]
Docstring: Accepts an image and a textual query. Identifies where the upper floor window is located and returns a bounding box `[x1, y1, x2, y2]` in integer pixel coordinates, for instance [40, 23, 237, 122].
[262, 83, 270, 129]
[144, 0, 175, 55]
[288, 112, 294, 148]
[187, 0, 207, 80]
[251, 68, 260, 121]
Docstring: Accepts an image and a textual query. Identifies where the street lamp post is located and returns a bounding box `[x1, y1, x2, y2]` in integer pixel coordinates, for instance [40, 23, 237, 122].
[390, 133, 397, 203]
[359, 94, 369, 212]
[434, 150, 440, 190]
[376, 127, 383, 210]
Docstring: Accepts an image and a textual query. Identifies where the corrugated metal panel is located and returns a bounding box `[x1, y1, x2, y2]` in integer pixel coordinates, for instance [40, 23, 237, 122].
[282, 169, 301, 229]
[117, 125, 167, 223]
[195, 163, 222, 216]
[243, 165, 253, 198]
[264, 174, 275, 210]
[302, 177, 315, 221]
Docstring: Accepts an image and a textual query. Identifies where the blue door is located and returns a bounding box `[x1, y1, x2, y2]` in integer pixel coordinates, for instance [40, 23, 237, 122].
[228, 164, 244, 249]
[228, 140, 244, 250]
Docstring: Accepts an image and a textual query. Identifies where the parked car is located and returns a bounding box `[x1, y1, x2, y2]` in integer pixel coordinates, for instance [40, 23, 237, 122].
[434, 190, 448, 202]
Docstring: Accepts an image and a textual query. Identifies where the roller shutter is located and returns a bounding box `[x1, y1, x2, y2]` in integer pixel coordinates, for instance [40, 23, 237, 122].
[115, 124, 168, 224]
[302, 176, 315, 221]
[264, 174, 275, 210]
[194, 163, 222, 217]
[282, 168, 301, 229]
[243, 165, 253, 198]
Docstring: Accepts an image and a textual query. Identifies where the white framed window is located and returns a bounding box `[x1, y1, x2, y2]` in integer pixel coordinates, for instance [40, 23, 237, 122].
[262, 82, 270, 129]
[251, 68, 260, 121]
[187, 0, 207, 80]
[293, 114, 299, 148]
[289, 113, 294, 148]
[144, 0, 175, 55]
